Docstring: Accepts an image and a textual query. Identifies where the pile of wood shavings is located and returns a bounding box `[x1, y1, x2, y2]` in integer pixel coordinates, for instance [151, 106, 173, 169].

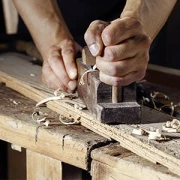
[32, 89, 86, 127]
[132, 126, 167, 141]
[132, 118, 180, 142]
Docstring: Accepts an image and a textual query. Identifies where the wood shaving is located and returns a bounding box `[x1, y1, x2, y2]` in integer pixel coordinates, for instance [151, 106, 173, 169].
[53, 88, 61, 96]
[132, 126, 167, 141]
[36, 93, 66, 107]
[132, 126, 147, 135]
[79, 65, 98, 85]
[162, 118, 180, 133]
[147, 129, 162, 140]
[150, 91, 170, 100]
[33, 88, 84, 128]
[59, 114, 81, 125]
[30, 73, 36, 77]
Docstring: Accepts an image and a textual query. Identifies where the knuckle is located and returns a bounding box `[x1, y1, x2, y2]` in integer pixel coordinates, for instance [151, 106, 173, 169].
[125, 17, 142, 30]
[48, 55, 59, 64]
[131, 18, 141, 29]
[61, 39, 74, 46]
[102, 29, 114, 45]
[105, 47, 117, 61]
[90, 20, 102, 27]
[63, 48, 74, 55]
[49, 45, 57, 51]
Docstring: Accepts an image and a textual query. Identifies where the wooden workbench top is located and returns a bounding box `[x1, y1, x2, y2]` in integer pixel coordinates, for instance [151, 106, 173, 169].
[0, 52, 180, 176]
[0, 83, 109, 170]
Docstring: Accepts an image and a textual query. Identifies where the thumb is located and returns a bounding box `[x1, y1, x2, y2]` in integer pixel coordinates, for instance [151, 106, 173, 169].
[84, 20, 110, 56]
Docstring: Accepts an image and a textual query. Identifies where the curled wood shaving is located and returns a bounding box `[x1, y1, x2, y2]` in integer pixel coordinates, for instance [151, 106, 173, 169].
[32, 111, 48, 121]
[147, 129, 163, 140]
[36, 93, 66, 107]
[132, 126, 147, 136]
[33, 88, 84, 128]
[59, 114, 81, 125]
[160, 102, 175, 116]
[79, 65, 98, 85]
[162, 118, 180, 133]
[132, 126, 167, 141]
[150, 91, 170, 100]
[142, 96, 150, 103]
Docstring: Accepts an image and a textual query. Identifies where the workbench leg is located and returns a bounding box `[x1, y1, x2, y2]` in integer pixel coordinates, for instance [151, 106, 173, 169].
[91, 160, 134, 180]
[26, 150, 82, 180]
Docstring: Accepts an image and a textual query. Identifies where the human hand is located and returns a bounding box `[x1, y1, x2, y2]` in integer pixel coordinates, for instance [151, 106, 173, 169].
[42, 39, 82, 92]
[84, 17, 151, 86]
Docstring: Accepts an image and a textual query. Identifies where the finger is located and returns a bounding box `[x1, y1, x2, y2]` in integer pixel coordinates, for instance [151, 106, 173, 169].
[99, 70, 146, 87]
[60, 40, 77, 80]
[100, 42, 137, 62]
[84, 20, 109, 56]
[97, 51, 149, 77]
[48, 53, 77, 91]
[42, 61, 67, 91]
[96, 58, 131, 77]
[102, 17, 143, 46]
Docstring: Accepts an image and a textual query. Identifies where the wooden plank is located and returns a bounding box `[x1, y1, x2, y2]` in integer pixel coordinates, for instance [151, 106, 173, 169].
[27, 150, 83, 180]
[91, 143, 180, 180]
[2, 0, 18, 34]
[27, 150, 63, 180]
[0, 83, 109, 170]
[146, 64, 180, 89]
[0, 53, 180, 176]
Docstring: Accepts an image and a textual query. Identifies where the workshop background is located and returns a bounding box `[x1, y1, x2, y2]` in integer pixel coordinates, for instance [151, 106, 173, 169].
[0, 1, 179, 179]
[0, 1, 180, 69]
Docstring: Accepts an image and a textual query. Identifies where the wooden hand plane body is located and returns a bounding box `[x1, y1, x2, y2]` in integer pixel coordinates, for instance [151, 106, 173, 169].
[77, 47, 141, 124]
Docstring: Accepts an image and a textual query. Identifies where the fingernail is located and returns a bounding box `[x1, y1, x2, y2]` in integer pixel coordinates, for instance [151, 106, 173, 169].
[69, 70, 77, 79]
[89, 44, 99, 56]
[68, 80, 77, 90]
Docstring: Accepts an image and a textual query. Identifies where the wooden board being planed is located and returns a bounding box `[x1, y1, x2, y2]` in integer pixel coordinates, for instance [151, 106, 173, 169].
[0, 53, 180, 176]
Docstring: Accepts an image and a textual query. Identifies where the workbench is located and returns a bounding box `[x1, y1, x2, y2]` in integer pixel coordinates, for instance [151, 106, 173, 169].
[0, 53, 180, 179]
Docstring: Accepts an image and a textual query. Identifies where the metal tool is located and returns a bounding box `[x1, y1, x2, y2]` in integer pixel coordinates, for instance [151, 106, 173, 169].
[77, 47, 141, 124]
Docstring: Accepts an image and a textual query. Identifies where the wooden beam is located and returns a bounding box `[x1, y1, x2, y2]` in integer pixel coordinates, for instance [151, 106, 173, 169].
[145, 64, 180, 89]
[27, 150, 63, 180]
[91, 143, 180, 180]
[2, 0, 18, 34]
[0, 53, 180, 176]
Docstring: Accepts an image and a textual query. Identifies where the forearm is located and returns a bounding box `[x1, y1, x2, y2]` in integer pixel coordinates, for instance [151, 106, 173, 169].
[121, 0, 177, 40]
[13, 0, 72, 60]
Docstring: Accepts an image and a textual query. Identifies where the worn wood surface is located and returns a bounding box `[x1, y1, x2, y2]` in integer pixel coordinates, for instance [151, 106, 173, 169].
[91, 143, 180, 180]
[27, 150, 63, 180]
[0, 83, 109, 170]
[0, 53, 180, 176]
[77, 59, 140, 124]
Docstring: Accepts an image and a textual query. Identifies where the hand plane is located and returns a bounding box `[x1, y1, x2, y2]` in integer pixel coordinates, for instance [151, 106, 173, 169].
[77, 47, 141, 124]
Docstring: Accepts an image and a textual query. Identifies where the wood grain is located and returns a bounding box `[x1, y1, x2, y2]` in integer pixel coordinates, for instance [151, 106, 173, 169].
[91, 143, 180, 180]
[0, 53, 180, 176]
[27, 150, 63, 180]
[0, 83, 108, 170]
